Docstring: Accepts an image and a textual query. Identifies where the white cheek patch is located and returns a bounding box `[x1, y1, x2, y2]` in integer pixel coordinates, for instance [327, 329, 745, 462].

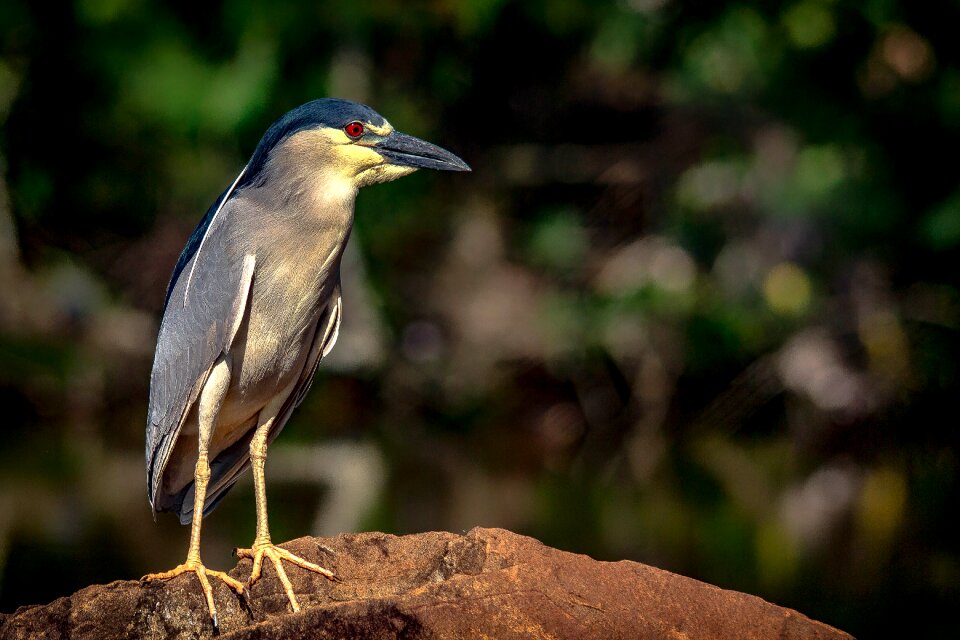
[334, 144, 386, 173]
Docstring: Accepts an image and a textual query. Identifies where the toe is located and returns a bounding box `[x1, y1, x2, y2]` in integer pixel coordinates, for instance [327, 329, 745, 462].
[275, 547, 336, 578]
[268, 550, 301, 612]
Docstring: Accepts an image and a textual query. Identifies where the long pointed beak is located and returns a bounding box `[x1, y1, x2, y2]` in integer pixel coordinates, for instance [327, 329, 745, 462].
[374, 131, 471, 172]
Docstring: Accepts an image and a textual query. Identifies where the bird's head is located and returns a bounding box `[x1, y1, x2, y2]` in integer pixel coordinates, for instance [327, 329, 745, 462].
[245, 98, 470, 195]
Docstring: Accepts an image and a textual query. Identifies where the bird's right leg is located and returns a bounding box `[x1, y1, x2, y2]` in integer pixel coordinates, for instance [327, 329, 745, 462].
[142, 356, 244, 629]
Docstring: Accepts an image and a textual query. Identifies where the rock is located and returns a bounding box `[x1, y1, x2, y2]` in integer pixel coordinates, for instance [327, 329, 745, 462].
[0, 527, 852, 640]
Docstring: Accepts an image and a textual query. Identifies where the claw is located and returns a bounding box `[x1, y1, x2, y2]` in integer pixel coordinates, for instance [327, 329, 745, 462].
[143, 561, 245, 628]
[236, 543, 335, 612]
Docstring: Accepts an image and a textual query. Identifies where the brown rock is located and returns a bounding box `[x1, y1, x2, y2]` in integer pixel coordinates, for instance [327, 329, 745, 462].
[0, 527, 852, 640]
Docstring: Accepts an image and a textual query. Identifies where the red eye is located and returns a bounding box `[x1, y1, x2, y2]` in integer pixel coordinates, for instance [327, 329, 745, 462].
[344, 122, 364, 139]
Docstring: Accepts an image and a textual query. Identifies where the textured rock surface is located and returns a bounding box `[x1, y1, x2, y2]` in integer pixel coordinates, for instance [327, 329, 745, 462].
[0, 527, 852, 639]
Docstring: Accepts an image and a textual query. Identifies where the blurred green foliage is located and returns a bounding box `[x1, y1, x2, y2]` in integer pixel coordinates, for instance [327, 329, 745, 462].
[2, 1, 959, 637]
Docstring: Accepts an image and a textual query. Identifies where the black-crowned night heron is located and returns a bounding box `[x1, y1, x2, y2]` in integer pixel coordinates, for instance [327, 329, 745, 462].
[142, 98, 469, 627]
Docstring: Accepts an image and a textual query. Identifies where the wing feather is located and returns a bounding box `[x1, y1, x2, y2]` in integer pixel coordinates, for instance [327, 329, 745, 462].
[145, 184, 255, 513]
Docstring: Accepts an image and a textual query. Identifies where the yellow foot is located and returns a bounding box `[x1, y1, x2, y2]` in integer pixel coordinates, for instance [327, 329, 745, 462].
[234, 542, 335, 612]
[141, 561, 245, 629]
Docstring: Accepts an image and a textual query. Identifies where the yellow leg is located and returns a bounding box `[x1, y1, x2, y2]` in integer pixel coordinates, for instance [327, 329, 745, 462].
[142, 357, 244, 629]
[235, 403, 335, 612]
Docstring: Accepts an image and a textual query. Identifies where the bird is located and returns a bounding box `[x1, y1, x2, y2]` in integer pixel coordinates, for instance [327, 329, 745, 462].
[142, 98, 469, 627]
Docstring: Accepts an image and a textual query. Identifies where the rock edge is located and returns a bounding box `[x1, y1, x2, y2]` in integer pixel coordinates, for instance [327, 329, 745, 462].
[0, 527, 853, 640]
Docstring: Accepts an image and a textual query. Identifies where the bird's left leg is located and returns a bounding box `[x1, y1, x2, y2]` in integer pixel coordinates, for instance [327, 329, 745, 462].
[234, 395, 335, 612]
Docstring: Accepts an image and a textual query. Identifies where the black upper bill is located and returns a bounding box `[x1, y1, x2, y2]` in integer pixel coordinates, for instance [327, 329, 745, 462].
[374, 131, 471, 172]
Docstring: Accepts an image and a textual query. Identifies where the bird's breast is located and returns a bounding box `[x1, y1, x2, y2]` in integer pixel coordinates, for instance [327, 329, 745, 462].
[218, 194, 352, 425]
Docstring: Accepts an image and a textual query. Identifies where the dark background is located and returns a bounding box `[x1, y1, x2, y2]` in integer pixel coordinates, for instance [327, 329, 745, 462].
[2, 1, 959, 636]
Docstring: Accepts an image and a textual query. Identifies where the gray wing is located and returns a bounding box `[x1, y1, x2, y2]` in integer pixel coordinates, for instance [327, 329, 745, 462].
[146, 194, 256, 513]
[177, 286, 343, 523]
